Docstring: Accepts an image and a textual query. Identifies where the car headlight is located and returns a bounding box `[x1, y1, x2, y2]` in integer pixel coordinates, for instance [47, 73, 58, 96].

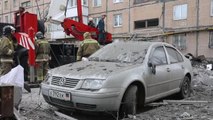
[81, 79, 105, 90]
[42, 73, 52, 85]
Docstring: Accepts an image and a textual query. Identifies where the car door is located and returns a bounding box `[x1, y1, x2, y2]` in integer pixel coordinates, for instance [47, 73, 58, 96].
[165, 46, 185, 91]
[146, 45, 171, 100]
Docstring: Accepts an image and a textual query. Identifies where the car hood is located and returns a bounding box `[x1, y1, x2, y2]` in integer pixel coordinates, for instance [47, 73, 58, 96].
[49, 61, 138, 79]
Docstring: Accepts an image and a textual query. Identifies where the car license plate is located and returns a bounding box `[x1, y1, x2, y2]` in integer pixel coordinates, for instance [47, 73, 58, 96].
[49, 90, 71, 101]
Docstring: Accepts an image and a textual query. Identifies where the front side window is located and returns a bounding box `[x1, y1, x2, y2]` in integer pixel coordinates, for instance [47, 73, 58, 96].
[93, 0, 101, 7]
[209, 31, 213, 48]
[173, 34, 186, 50]
[166, 47, 183, 64]
[150, 46, 167, 66]
[173, 4, 187, 20]
[114, 14, 122, 27]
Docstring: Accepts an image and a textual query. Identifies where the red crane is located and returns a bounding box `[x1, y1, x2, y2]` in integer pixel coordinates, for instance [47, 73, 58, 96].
[61, 0, 112, 43]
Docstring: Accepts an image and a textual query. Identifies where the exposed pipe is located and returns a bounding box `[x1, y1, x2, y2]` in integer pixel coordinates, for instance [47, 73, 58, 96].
[35, 0, 42, 19]
[77, 0, 83, 23]
[196, 0, 200, 57]
[128, 0, 131, 33]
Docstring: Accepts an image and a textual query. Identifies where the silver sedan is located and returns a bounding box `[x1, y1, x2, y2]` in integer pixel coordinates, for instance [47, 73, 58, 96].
[41, 41, 193, 118]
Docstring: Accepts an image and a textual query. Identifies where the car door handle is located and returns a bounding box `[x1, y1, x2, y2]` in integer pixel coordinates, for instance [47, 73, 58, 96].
[167, 68, 170, 72]
[181, 65, 185, 69]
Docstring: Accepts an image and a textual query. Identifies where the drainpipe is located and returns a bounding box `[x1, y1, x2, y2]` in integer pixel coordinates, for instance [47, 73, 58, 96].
[162, 1, 165, 32]
[195, 0, 199, 57]
[162, 0, 165, 42]
[128, 0, 131, 33]
[106, 0, 108, 31]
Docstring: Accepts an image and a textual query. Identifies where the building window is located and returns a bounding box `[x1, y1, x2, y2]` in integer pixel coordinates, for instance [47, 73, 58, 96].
[211, 0, 213, 16]
[13, 0, 17, 7]
[94, 17, 101, 26]
[68, 0, 76, 8]
[134, 18, 159, 29]
[4, 1, 8, 10]
[5, 16, 8, 23]
[173, 34, 186, 50]
[114, 0, 123, 3]
[173, 4, 187, 20]
[114, 14, 122, 27]
[209, 31, 213, 48]
[134, 0, 152, 4]
[83, 0, 88, 6]
[21, 1, 31, 7]
[93, 0, 101, 7]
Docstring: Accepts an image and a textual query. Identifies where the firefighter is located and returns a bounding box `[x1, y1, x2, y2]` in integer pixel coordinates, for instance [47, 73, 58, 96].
[0, 25, 17, 76]
[77, 32, 100, 61]
[35, 31, 50, 82]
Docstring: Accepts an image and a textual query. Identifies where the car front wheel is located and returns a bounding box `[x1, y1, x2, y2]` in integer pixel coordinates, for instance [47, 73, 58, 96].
[119, 85, 138, 118]
[179, 76, 191, 99]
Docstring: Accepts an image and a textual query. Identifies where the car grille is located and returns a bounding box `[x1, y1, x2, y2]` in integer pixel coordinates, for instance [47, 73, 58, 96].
[51, 76, 80, 88]
[50, 97, 74, 108]
[76, 103, 97, 110]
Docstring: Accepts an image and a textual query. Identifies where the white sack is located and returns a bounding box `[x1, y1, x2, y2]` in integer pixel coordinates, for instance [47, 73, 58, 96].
[0, 65, 24, 88]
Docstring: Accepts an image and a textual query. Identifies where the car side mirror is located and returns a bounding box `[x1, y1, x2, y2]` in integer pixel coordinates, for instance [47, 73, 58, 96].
[148, 62, 156, 74]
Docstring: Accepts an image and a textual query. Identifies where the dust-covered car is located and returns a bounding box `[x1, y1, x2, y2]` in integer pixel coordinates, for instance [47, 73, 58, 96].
[41, 41, 193, 117]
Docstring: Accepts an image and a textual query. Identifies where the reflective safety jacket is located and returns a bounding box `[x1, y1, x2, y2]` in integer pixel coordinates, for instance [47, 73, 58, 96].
[35, 39, 50, 61]
[77, 39, 100, 61]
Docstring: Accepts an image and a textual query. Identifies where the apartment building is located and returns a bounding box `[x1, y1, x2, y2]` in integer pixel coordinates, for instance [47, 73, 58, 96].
[0, 0, 212, 58]
[89, 0, 213, 58]
[0, 0, 50, 23]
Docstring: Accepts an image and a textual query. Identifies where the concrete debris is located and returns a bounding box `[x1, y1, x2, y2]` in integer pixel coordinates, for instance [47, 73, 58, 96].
[54, 111, 77, 120]
[163, 100, 209, 105]
[180, 112, 193, 119]
[14, 107, 28, 120]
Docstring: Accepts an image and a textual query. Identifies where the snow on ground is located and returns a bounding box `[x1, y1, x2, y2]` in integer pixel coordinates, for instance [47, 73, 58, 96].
[18, 63, 213, 120]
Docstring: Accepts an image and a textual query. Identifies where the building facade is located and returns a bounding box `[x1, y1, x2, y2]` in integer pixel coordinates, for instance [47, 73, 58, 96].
[0, 0, 51, 23]
[0, 0, 213, 58]
[89, 0, 213, 58]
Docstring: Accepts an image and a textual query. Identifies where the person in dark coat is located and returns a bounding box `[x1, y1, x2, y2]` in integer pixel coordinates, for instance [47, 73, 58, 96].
[97, 15, 106, 45]
[88, 17, 95, 28]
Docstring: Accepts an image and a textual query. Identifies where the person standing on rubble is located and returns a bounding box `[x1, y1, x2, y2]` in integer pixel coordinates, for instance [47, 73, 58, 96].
[35, 31, 50, 82]
[97, 15, 106, 45]
[0, 25, 17, 75]
[77, 32, 100, 61]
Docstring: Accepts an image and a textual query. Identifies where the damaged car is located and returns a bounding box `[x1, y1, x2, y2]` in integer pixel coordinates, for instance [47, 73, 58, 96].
[41, 41, 193, 117]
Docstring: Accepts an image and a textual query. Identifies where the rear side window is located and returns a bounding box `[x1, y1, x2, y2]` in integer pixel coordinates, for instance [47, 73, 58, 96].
[150, 46, 167, 66]
[166, 46, 183, 64]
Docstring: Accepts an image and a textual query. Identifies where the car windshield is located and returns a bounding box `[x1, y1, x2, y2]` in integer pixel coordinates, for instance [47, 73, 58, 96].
[89, 41, 151, 64]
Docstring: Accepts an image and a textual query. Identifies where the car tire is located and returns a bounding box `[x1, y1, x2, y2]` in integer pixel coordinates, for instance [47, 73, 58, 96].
[178, 76, 191, 99]
[119, 85, 138, 118]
